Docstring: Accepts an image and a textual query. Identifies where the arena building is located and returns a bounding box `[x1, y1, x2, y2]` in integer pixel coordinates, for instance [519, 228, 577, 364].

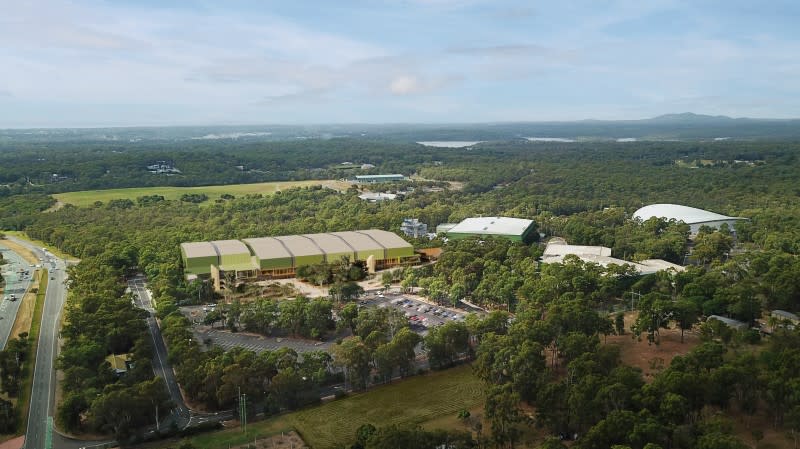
[633, 204, 746, 235]
[445, 216, 538, 244]
[181, 230, 417, 291]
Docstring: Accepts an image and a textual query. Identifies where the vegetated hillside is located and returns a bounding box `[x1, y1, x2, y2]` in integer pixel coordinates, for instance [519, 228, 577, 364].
[2, 137, 800, 447]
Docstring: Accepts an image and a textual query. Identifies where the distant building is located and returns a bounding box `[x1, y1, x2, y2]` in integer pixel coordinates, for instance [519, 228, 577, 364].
[400, 218, 428, 238]
[361, 163, 376, 169]
[633, 204, 746, 235]
[354, 174, 405, 183]
[358, 192, 397, 202]
[446, 217, 538, 244]
[542, 239, 685, 275]
[771, 310, 799, 325]
[147, 161, 181, 174]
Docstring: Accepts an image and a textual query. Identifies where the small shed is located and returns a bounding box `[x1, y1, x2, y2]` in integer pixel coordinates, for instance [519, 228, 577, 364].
[707, 315, 748, 331]
[105, 353, 133, 375]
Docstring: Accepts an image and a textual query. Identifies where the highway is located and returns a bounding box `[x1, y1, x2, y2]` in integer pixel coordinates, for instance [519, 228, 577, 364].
[8, 237, 67, 449]
[12, 235, 228, 448]
[0, 243, 33, 350]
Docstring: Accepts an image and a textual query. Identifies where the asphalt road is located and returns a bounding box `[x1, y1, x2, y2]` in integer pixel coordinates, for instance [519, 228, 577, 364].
[128, 276, 192, 429]
[129, 276, 234, 431]
[0, 244, 33, 350]
[12, 238, 67, 449]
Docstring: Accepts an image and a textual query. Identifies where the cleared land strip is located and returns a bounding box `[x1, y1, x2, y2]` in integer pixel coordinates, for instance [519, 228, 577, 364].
[53, 180, 350, 207]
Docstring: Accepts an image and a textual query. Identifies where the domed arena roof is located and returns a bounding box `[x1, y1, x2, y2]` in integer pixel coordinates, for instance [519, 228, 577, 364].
[633, 204, 742, 225]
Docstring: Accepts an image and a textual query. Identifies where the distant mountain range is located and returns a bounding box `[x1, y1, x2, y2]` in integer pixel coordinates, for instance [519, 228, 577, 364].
[2, 113, 799, 143]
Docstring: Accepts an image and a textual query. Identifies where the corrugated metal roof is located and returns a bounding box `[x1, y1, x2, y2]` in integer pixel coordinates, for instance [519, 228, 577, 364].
[332, 231, 382, 252]
[183, 229, 412, 263]
[358, 229, 411, 249]
[243, 237, 292, 259]
[306, 233, 355, 255]
[210, 239, 250, 256]
[543, 243, 612, 257]
[181, 241, 218, 259]
[355, 174, 404, 179]
[772, 310, 799, 321]
[708, 315, 748, 329]
[447, 217, 533, 236]
[633, 204, 744, 225]
[275, 235, 323, 257]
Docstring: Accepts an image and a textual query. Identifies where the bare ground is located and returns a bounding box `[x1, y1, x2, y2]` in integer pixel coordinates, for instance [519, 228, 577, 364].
[228, 430, 308, 449]
[604, 311, 701, 381]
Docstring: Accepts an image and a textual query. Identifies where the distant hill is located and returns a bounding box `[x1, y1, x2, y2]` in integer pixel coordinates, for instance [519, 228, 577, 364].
[647, 112, 736, 123]
[1, 113, 799, 143]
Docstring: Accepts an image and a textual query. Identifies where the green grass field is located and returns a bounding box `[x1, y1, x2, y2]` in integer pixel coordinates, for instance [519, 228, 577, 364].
[180, 364, 484, 449]
[52, 180, 349, 208]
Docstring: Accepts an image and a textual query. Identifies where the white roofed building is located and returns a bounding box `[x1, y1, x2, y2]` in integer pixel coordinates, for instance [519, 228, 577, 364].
[633, 204, 746, 235]
[542, 239, 685, 275]
[446, 216, 538, 244]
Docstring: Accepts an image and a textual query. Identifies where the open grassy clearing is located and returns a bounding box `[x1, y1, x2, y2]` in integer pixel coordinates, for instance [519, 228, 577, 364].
[173, 364, 483, 449]
[53, 180, 350, 207]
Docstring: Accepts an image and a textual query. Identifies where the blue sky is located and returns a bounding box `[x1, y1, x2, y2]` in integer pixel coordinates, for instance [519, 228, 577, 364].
[1, 0, 798, 127]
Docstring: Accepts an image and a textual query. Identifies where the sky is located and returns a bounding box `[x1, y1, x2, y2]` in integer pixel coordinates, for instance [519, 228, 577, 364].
[1, 0, 799, 127]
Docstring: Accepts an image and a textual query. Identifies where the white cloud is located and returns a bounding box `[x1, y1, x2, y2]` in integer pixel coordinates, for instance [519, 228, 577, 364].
[389, 75, 422, 94]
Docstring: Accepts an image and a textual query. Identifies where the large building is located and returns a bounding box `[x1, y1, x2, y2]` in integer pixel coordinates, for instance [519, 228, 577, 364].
[181, 230, 417, 290]
[542, 239, 685, 275]
[354, 174, 406, 183]
[633, 204, 746, 235]
[445, 216, 537, 244]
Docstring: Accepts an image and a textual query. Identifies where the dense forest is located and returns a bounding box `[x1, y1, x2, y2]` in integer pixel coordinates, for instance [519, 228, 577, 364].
[1, 135, 799, 447]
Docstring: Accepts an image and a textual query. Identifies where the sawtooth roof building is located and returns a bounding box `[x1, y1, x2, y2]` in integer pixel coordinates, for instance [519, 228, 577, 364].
[181, 230, 417, 291]
[633, 204, 746, 235]
[446, 217, 538, 244]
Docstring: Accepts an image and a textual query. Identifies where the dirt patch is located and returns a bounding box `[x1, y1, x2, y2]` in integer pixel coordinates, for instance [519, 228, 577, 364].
[229, 430, 308, 449]
[604, 311, 700, 381]
[0, 240, 38, 266]
[44, 201, 64, 213]
[259, 279, 321, 298]
[0, 435, 24, 449]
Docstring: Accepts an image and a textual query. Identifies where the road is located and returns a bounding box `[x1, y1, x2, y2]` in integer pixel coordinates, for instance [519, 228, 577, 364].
[128, 276, 233, 430]
[0, 243, 33, 350]
[9, 237, 67, 449]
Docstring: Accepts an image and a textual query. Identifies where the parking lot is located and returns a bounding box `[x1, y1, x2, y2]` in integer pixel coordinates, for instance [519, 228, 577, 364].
[181, 305, 333, 355]
[179, 293, 474, 356]
[363, 293, 468, 336]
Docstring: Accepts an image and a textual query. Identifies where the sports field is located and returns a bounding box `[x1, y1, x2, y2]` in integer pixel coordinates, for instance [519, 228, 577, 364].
[53, 180, 349, 207]
[178, 364, 484, 449]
